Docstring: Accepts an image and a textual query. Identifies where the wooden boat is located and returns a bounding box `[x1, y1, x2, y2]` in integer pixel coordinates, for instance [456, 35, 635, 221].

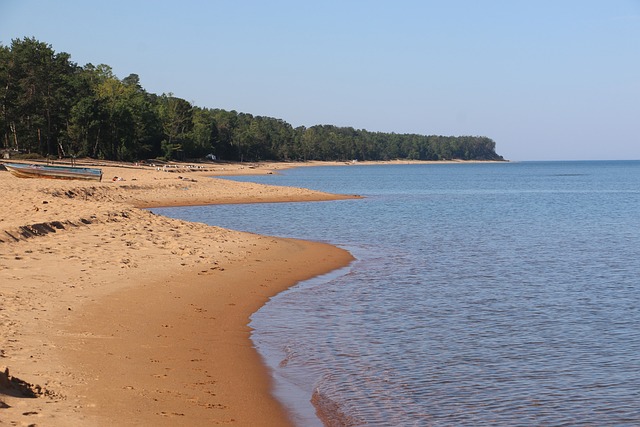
[2, 162, 103, 182]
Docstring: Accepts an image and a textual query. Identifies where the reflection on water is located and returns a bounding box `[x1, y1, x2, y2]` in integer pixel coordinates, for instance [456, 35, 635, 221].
[154, 161, 640, 426]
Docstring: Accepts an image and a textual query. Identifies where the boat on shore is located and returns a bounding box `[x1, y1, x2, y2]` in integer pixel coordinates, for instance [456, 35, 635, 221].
[2, 162, 103, 182]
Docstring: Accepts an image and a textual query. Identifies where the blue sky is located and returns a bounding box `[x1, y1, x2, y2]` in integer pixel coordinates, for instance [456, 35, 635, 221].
[1, 0, 639, 160]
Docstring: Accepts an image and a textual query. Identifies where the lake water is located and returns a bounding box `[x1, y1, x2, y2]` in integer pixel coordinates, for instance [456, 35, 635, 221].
[152, 161, 640, 426]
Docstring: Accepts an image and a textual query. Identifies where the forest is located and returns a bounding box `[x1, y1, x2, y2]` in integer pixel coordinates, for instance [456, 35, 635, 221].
[1, 37, 504, 163]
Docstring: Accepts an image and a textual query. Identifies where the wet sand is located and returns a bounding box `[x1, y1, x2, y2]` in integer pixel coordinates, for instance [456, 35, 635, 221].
[0, 160, 355, 426]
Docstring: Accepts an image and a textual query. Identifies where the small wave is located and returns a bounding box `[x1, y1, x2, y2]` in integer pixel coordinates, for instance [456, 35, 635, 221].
[311, 388, 363, 427]
[279, 345, 296, 368]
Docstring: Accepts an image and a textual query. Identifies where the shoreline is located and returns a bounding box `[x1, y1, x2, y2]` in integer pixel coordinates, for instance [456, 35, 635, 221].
[61, 237, 354, 426]
[0, 159, 493, 425]
[0, 160, 356, 426]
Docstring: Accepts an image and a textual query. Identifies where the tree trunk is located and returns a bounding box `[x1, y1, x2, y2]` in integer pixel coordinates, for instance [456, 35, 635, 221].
[93, 127, 100, 157]
[10, 122, 18, 150]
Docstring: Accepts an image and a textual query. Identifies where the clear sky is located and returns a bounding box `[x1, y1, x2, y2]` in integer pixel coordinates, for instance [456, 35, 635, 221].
[1, 0, 639, 160]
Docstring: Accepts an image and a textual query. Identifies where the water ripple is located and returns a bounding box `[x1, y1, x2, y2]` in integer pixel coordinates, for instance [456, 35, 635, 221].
[158, 162, 640, 426]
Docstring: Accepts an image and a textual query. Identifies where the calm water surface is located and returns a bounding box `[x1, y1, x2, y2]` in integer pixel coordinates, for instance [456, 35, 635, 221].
[153, 161, 640, 426]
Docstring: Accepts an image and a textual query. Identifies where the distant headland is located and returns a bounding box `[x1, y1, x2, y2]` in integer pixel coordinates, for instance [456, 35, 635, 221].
[1, 37, 504, 163]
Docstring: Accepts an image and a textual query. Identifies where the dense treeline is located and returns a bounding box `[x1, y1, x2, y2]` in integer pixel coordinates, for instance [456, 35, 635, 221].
[1, 38, 503, 162]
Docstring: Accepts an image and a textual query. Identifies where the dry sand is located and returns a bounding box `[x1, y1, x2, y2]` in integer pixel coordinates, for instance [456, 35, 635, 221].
[0, 160, 357, 426]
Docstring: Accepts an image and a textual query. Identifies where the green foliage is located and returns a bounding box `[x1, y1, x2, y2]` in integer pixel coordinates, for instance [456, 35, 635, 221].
[0, 37, 504, 162]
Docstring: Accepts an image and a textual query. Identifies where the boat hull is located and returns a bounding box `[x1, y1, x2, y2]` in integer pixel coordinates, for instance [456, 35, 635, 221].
[2, 163, 103, 182]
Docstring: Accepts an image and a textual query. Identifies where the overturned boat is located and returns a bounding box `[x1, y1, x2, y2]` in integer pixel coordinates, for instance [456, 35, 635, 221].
[2, 162, 103, 182]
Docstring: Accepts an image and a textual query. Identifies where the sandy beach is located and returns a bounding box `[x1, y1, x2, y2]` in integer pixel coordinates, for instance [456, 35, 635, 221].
[0, 160, 356, 426]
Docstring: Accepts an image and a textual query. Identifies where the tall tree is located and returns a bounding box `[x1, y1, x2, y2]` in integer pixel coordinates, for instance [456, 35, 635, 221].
[158, 94, 193, 159]
[2, 37, 79, 156]
[0, 44, 11, 150]
[93, 68, 138, 159]
[190, 107, 217, 157]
